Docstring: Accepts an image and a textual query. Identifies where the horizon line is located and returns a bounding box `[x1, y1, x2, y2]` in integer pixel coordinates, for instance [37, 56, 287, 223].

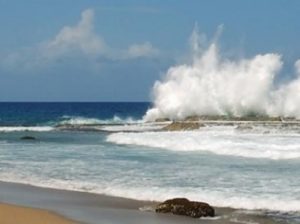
[0, 101, 151, 103]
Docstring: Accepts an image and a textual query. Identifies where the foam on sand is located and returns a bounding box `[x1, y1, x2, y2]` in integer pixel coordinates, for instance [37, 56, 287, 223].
[1, 172, 300, 213]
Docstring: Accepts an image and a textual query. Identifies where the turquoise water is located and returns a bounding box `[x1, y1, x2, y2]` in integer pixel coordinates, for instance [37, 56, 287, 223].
[0, 103, 299, 223]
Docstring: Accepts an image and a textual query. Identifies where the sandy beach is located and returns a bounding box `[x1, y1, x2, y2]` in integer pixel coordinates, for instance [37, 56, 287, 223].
[0, 202, 75, 224]
[0, 181, 281, 224]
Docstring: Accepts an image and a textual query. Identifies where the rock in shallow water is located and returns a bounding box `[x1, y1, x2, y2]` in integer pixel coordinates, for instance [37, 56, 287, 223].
[20, 136, 36, 140]
[155, 198, 215, 218]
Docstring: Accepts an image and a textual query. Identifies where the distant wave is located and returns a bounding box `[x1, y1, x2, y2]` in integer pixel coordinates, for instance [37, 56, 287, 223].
[107, 126, 300, 160]
[0, 116, 143, 132]
[57, 115, 139, 126]
[0, 126, 54, 132]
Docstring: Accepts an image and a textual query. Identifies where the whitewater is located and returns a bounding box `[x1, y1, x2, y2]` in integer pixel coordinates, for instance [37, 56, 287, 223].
[144, 26, 300, 121]
[107, 126, 300, 160]
[1, 113, 299, 215]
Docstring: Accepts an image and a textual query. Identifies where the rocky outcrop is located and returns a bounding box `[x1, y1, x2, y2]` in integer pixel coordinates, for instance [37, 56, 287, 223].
[162, 122, 203, 131]
[20, 136, 36, 140]
[155, 198, 215, 218]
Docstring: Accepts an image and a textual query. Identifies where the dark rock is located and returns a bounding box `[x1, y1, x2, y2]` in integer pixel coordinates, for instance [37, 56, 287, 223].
[155, 198, 215, 218]
[20, 136, 36, 140]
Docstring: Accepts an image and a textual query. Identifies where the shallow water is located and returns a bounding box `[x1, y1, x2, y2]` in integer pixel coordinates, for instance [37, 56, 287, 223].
[0, 103, 299, 223]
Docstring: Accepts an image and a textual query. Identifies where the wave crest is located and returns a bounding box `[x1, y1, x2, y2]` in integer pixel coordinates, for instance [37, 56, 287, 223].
[57, 115, 137, 126]
[0, 126, 54, 132]
[106, 127, 300, 160]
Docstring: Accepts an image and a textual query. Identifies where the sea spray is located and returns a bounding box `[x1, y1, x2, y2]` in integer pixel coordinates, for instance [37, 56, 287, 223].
[144, 26, 300, 121]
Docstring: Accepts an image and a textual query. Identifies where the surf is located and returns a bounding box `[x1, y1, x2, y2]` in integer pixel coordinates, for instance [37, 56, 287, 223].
[144, 25, 300, 121]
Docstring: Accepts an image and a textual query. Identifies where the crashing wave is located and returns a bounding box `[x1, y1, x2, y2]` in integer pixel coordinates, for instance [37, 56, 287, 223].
[144, 25, 300, 121]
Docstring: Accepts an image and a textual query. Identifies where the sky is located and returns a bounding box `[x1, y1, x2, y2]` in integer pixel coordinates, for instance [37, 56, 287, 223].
[0, 0, 300, 102]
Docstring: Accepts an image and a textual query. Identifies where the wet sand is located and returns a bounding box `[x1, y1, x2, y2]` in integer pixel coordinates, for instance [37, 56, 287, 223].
[0, 181, 279, 224]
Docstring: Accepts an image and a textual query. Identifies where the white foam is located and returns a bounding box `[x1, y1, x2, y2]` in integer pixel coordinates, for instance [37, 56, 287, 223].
[144, 26, 300, 121]
[1, 172, 299, 212]
[59, 115, 138, 125]
[0, 126, 54, 132]
[1, 124, 299, 214]
[106, 127, 300, 160]
[229, 218, 259, 224]
[201, 216, 222, 220]
[82, 187, 300, 212]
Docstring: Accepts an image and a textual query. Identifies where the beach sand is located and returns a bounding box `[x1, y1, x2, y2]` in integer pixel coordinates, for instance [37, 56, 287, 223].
[0, 202, 75, 224]
[0, 181, 279, 224]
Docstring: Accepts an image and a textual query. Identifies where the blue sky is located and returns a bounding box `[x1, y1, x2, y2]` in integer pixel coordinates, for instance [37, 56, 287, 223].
[0, 0, 299, 101]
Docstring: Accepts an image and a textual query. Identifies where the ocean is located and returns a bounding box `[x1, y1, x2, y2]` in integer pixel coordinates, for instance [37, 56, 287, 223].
[0, 102, 299, 223]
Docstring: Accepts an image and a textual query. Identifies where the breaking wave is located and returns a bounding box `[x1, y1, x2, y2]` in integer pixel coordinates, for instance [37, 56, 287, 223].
[0, 126, 54, 132]
[0, 116, 140, 132]
[107, 127, 300, 160]
[57, 115, 138, 126]
[144, 26, 300, 121]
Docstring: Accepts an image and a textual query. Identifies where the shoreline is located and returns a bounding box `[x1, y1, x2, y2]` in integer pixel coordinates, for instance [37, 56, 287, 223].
[0, 180, 283, 224]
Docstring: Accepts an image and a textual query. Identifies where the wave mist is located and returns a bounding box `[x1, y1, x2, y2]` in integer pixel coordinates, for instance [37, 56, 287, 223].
[144, 26, 300, 121]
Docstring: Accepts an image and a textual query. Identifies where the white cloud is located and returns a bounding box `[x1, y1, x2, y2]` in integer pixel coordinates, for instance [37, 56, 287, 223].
[127, 42, 159, 58]
[0, 8, 160, 72]
[42, 9, 106, 58]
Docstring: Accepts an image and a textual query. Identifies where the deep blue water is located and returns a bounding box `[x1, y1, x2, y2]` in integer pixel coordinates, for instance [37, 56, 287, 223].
[0, 102, 150, 126]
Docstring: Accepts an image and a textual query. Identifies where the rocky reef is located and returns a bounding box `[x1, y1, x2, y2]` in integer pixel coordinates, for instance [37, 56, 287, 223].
[158, 115, 300, 131]
[162, 122, 203, 131]
[20, 136, 36, 140]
